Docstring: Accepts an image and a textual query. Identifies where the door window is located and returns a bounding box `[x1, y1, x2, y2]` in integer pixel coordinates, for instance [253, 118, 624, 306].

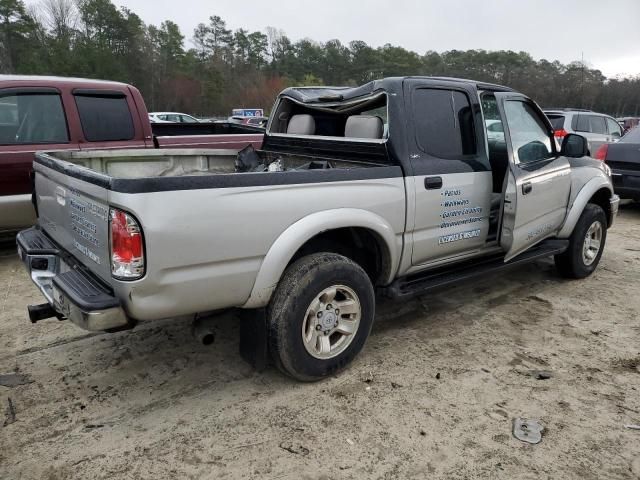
[180, 115, 198, 123]
[74, 94, 134, 142]
[606, 117, 623, 138]
[589, 116, 607, 135]
[503, 100, 554, 164]
[412, 88, 476, 158]
[0, 92, 68, 145]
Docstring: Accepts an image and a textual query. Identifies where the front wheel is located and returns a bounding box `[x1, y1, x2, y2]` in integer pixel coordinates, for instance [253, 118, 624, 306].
[555, 203, 607, 279]
[267, 253, 375, 381]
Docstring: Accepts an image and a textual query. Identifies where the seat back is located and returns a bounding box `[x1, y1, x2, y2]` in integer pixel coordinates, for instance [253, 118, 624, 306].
[344, 115, 383, 139]
[287, 114, 315, 135]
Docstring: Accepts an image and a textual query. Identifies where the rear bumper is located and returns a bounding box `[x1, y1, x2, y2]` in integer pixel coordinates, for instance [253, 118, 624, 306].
[17, 227, 130, 331]
[611, 171, 640, 200]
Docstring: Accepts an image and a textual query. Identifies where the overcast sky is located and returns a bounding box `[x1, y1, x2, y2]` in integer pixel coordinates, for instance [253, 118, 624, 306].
[113, 0, 640, 78]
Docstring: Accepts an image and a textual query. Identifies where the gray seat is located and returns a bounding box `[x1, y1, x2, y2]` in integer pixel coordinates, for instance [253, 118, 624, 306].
[345, 115, 384, 139]
[287, 114, 315, 135]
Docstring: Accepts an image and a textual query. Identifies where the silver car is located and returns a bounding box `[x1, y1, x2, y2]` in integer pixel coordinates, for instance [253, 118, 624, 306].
[544, 108, 624, 155]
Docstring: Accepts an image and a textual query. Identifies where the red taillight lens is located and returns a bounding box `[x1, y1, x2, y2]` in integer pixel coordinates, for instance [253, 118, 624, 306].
[594, 144, 609, 161]
[554, 129, 568, 138]
[110, 208, 144, 279]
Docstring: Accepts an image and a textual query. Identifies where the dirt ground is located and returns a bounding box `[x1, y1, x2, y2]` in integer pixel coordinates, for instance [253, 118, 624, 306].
[1, 206, 639, 480]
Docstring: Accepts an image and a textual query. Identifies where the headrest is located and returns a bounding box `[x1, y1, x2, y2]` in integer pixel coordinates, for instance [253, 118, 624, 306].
[287, 114, 315, 135]
[345, 115, 384, 139]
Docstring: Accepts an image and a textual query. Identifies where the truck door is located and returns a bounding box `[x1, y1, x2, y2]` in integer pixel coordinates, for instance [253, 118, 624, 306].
[404, 79, 493, 267]
[494, 92, 572, 261]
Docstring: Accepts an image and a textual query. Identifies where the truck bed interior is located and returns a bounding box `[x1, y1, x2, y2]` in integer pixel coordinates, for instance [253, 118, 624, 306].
[42, 147, 389, 180]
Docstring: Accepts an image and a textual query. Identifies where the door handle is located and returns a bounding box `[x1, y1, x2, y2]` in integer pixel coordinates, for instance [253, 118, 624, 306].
[522, 182, 533, 195]
[424, 176, 443, 190]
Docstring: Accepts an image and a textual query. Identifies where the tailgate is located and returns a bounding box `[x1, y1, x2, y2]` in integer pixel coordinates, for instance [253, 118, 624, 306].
[34, 157, 112, 283]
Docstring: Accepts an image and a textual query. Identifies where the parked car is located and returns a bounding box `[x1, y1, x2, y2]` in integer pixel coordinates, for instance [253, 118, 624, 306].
[595, 126, 640, 201]
[149, 112, 201, 123]
[0, 75, 264, 235]
[617, 117, 640, 134]
[17, 77, 618, 380]
[544, 108, 623, 155]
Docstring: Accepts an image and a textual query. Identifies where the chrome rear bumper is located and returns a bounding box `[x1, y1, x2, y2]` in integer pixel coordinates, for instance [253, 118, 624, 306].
[17, 227, 130, 331]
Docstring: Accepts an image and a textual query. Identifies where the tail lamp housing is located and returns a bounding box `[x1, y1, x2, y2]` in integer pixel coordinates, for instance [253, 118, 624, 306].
[110, 208, 145, 280]
[594, 143, 609, 161]
[554, 129, 568, 139]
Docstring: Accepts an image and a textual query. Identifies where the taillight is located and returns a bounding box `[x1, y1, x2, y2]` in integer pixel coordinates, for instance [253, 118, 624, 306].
[554, 129, 568, 138]
[110, 208, 144, 279]
[594, 144, 609, 161]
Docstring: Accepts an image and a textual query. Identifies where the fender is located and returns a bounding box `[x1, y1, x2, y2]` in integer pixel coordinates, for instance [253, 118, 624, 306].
[241, 208, 401, 309]
[557, 176, 613, 238]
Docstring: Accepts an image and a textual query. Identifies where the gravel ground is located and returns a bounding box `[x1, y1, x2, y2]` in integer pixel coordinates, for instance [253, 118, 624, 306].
[1, 205, 639, 479]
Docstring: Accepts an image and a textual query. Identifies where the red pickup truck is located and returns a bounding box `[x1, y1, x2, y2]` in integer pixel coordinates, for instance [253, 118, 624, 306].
[0, 75, 264, 234]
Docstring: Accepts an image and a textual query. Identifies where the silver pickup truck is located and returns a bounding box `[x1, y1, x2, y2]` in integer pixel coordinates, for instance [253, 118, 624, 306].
[17, 77, 619, 381]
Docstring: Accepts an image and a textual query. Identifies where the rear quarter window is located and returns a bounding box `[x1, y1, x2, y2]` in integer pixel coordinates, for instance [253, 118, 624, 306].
[412, 88, 476, 158]
[547, 115, 565, 130]
[74, 94, 135, 142]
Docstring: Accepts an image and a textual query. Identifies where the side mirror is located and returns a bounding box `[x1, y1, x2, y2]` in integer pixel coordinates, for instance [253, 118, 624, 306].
[561, 134, 588, 158]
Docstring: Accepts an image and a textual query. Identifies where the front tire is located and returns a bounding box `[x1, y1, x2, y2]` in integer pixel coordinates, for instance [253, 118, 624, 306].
[555, 203, 607, 279]
[267, 253, 375, 381]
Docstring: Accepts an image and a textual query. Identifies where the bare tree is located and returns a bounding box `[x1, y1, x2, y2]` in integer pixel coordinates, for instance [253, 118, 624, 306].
[40, 0, 77, 38]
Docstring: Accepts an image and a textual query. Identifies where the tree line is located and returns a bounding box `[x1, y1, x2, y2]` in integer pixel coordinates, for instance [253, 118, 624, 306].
[1, 0, 639, 117]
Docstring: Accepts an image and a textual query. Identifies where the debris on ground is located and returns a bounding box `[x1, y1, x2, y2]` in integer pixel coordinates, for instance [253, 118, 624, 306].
[3, 397, 16, 427]
[531, 370, 553, 380]
[345, 438, 354, 446]
[390, 382, 402, 389]
[512, 418, 544, 444]
[624, 424, 640, 430]
[0, 373, 33, 388]
[278, 442, 309, 456]
[436, 372, 441, 380]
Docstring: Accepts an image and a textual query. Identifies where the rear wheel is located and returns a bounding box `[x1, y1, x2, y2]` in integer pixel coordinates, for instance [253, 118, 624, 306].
[267, 253, 375, 381]
[555, 203, 607, 279]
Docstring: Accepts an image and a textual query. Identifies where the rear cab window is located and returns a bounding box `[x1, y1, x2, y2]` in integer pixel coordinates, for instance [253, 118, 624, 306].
[73, 91, 135, 142]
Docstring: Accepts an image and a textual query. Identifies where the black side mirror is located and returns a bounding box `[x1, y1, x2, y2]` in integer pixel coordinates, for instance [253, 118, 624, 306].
[561, 134, 588, 158]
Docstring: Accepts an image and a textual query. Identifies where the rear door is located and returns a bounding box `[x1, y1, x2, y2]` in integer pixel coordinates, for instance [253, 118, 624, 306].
[0, 87, 78, 229]
[495, 93, 571, 260]
[404, 79, 493, 266]
[573, 114, 608, 154]
[72, 89, 147, 151]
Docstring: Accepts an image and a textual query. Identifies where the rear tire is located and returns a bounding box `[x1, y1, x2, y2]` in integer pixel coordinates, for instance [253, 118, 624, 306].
[555, 203, 607, 279]
[267, 253, 375, 381]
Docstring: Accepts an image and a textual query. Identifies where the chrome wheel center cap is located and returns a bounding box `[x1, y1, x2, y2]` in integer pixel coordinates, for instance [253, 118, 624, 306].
[320, 312, 337, 330]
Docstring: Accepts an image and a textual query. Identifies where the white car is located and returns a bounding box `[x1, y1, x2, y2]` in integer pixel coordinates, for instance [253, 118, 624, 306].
[486, 119, 505, 142]
[149, 112, 200, 123]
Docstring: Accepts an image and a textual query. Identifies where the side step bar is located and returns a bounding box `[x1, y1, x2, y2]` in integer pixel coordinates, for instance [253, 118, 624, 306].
[381, 240, 569, 300]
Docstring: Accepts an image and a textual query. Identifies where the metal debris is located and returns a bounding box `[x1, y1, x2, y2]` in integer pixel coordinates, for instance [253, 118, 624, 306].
[624, 424, 640, 430]
[0, 373, 33, 388]
[3, 397, 16, 427]
[532, 370, 553, 380]
[513, 418, 544, 444]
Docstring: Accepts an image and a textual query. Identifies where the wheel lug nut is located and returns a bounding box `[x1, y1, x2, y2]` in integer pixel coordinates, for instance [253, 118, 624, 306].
[326, 304, 333, 310]
[335, 309, 340, 315]
[317, 312, 323, 318]
[316, 325, 322, 331]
